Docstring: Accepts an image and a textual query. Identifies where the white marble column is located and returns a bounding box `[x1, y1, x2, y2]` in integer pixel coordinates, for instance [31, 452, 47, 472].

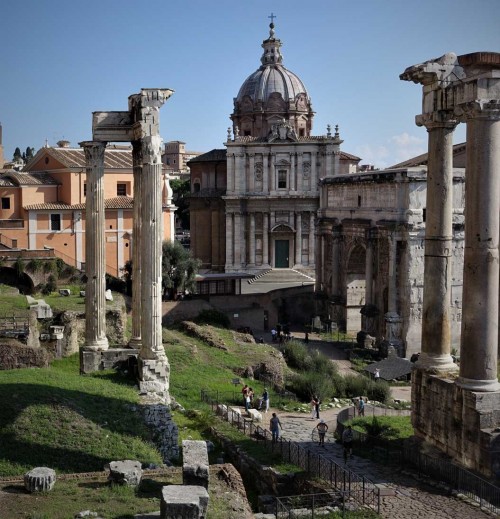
[225, 212, 233, 271]
[263, 212, 269, 267]
[418, 114, 458, 371]
[249, 213, 255, 266]
[295, 212, 302, 267]
[457, 102, 500, 391]
[129, 140, 142, 349]
[386, 234, 398, 315]
[139, 135, 170, 399]
[81, 141, 108, 351]
[325, 150, 333, 176]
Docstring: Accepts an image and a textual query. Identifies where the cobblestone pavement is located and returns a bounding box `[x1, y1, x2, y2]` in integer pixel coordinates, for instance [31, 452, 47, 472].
[264, 408, 494, 519]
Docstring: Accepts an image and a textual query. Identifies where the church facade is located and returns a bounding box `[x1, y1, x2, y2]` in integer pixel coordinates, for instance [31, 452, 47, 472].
[189, 22, 359, 273]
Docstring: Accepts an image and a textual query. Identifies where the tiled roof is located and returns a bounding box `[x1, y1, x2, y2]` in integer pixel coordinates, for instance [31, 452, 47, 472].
[188, 149, 227, 163]
[25, 196, 134, 211]
[46, 147, 133, 169]
[4, 171, 59, 186]
[389, 142, 466, 169]
[340, 151, 362, 162]
[0, 175, 16, 187]
[364, 356, 412, 380]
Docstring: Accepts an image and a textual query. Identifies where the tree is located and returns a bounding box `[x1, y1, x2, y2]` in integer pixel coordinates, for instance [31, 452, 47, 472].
[23, 147, 35, 164]
[122, 240, 201, 300]
[13, 147, 22, 161]
[161, 240, 200, 300]
[170, 178, 191, 230]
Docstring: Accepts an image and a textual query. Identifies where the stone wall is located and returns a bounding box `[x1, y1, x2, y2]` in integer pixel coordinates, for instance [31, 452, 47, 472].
[412, 370, 500, 478]
[0, 341, 49, 370]
[142, 403, 179, 462]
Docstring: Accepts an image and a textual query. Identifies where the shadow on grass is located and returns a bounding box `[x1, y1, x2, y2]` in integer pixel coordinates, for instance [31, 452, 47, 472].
[0, 383, 159, 475]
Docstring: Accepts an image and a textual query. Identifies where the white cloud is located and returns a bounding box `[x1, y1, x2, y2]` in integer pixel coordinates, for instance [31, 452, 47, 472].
[355, 132, 426, 169]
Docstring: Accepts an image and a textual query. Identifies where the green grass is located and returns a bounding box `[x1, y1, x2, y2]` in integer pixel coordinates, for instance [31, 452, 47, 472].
[349, 415, 414, 441]
[0, 288, 29, 316]
[0, 355, 162, 476]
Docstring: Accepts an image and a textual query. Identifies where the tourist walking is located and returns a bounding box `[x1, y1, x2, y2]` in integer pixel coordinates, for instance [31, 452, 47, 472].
[316, 420, 328, 447]
[310, 396, 318, 419]
[270, 412, 282, 443]
[342, 425, 354, 462]
[261, 388, 269, 413]
[314, 395, 321, 419]
[304, 332, 309, 344]
[358, 397, 365, 417]
[374, 368, 380, 382]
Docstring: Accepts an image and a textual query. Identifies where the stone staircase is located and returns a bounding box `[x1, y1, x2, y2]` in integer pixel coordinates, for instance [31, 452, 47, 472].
[248, 268, 315, 285]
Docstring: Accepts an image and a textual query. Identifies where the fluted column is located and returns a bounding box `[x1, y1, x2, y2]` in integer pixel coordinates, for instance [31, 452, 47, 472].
[227, 153, 234, 192]
[263, 213, 269, 267]
[311, 152, 317, 192]
[129, 141, 142, 348]
[240, 213, 247, 267]
[290, 153, 296, 191]
[457, 102, 500, 391]
[297, 153, 303, 192]
[81, 141, 108, 351]
[295, 212, 302, 267]
[417, 113, 458, 371]
[387, 234, 398, 315]
[315, 225, 322, 291]
[234, 212, 241, 268]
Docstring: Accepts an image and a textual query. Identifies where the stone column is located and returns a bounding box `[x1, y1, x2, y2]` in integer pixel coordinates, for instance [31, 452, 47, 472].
[295, 212, 302, 267]
[227, 153, 234, 192]
[331, 227, 340, 297]
[225, 212, 233, 271]
[385, 234, 402, 343]
[417, 114, 458, 371]
[81, 141, 108, 351]
[309, 212, 315, 267]
[138, 135, 170, 401]
[129, 141, 142, 348]
[263, 213, 269, 267]
[457, 101, 500, 391]
[263, 154, 269, 193]
[290, 153, 296, 191]
[297, 153, 303, 192]
[249, 154, 255, 192]
[311, 152, 317, 192]
[249, 213, 255, 267]
[365, 229, 374, 306]
[233, 212, 241, 268]
[315, 224, 322, 291]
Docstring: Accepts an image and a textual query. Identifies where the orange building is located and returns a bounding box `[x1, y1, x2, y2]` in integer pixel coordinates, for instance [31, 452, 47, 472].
[0, 141, 175, 277]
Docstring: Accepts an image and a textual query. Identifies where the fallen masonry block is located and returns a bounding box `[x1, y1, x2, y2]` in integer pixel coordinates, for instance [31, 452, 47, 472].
[24, 467, 56, 493]
[248, 409, 263, 422]
[182, 440, 209, 489]
[161, 485, 209, 519]
[107, 460, 143, 486]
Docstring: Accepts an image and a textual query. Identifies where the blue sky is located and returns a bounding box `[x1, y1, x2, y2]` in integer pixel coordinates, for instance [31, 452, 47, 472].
[1, 0, 499, 168]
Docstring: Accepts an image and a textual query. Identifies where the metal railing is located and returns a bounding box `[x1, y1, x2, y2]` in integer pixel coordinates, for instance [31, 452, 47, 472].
[201, 389, 380, 514]
[336, 405, 500, 515]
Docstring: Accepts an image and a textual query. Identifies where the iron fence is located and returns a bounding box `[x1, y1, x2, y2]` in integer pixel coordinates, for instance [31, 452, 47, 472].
[336, 404, 500, 515]
[201, 389, 380, 514]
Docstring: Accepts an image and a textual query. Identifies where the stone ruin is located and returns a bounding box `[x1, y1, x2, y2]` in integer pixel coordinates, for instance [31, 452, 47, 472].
[80, 88, 176, 404]
[401, 51, 500, 477]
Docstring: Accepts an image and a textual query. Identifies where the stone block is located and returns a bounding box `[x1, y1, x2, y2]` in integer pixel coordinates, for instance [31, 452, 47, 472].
[375, 484, 396, 497]
[59, 289, 71, 296]
[24, 467, 56, 492]
[160, 485, 209, 519]
[107, 460, 143, 486]
[248, 409, 263, 422]
[182, 440, 209, 489]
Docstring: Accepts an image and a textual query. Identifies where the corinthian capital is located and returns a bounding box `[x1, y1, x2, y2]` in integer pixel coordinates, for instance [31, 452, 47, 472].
[454, 100, 500, 123]
[416, 111, 458, 130]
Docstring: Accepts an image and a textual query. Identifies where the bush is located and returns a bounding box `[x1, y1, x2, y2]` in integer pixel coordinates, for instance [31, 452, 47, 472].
[41, 275, 57, 295]
[195, 309, 230, 328]
[365, 379, 391, 403]
[105, 274, 127, 294]
[288, 371, 335, 402]
[341, 374, 390, 404]
[280, 340, 311, 370]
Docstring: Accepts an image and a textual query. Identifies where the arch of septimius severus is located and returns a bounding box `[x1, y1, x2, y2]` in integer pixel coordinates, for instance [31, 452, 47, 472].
[401, 52, 500, 477]
[80, 89, 174, 403]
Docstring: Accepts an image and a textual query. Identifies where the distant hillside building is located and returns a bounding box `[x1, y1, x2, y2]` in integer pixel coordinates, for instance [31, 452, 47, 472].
[162, 141, 203, 176]
[0, 141, 175, 277]
[189, 22, 360, 273]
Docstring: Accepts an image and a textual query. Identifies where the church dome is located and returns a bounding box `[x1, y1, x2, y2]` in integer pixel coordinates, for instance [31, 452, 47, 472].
[231, 23, 314, 139]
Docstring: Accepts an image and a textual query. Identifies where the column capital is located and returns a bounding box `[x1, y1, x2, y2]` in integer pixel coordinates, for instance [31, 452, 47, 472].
[416, 112, 459, 130]
[141, 135, 163, 165]
[455, 100, 500, 122]
[79, 141, 106, 165]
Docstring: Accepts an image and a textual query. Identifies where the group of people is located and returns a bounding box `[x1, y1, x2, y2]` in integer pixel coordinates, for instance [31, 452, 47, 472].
[310, 395, 321, 419]
[242, 384, 269, 413]
[270, 324, 293, 344]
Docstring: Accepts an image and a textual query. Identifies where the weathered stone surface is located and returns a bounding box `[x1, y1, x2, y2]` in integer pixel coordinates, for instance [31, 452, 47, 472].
[24, 467, 56, 492]
[182, 440, 209, 489]
[248, 409, 263, 422]
[160, 485, 209, 519]
[107, 460, 143, 486]
[142, 403, 179, 461]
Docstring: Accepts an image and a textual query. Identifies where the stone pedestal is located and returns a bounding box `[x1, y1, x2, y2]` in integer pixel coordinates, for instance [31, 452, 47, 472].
[182, 440, 209, 489]
[138, 357, 170, 402]
[160, 485, 209, 519]
[24, 467, 56, 492]
[107, 460, 143, 486]
[412, 370, 500, 478]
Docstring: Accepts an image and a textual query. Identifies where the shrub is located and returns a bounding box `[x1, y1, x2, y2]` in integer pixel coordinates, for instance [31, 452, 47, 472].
[280, 340, 312, 371]
[288, 371, 335, 402]
[195, 309, 230, 328]
[13, 258, 25, 277]
[26, 258, 43, 273]
[41, 275, 57, 295]
[105, 274, 127, 294]
[365, 379, 391, 403]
